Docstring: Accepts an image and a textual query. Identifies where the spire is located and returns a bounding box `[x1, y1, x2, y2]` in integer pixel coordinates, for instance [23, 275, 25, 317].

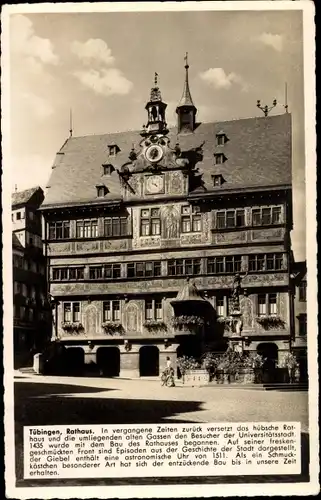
[176, 53, 197, 133]
[177, 53, 195, 108]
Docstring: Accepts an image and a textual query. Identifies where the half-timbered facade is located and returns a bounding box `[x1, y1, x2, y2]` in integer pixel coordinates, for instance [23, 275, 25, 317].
[40, 61, 293, 377]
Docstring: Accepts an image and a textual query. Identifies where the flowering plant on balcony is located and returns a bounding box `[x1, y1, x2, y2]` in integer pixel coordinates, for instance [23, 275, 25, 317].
[102, 322, 124, 335]
[171, 315, 205, 329]
[143, 320, 167, 332]
[255, 315, 285, 329]
[61, 322, 84, 333]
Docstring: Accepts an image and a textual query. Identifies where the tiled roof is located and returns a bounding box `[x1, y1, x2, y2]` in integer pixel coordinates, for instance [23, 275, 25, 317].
[42, 114, 291, 207]
[12, 186, 43, 207]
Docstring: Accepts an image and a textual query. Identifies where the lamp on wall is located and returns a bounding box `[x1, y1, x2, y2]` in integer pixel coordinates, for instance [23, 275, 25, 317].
[88, 341, 94, 350]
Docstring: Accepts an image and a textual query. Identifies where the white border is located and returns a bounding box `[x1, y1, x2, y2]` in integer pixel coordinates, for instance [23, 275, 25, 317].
[2, 1, 318, 498]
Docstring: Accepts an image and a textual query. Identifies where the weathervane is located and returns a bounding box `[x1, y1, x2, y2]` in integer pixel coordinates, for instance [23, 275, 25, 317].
[256, 98, 277, 117]
[154, 72, 158, 87]
[283, 82, 289, 113]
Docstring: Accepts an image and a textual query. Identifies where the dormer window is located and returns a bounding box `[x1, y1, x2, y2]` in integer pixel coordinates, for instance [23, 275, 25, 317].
[216, 131, 228, 146]
[102, 164, 115, 176]
[108, 143, 120, 156]
[214, 153, 227, 165]
[96, 184, 109, 198]
[212, 174, 225, 187]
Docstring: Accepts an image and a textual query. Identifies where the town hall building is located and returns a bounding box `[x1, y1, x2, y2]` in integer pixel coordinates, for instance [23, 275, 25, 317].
[40, 58, 294, 378]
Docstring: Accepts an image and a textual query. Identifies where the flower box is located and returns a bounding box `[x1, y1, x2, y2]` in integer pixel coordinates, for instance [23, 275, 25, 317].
[255, 315, 285, 329]
[102, 322, 124, 335]
[61, 322, 84, 334]
[144, 321, 167, 332]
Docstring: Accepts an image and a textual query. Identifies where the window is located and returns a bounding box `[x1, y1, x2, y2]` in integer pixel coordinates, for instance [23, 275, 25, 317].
[252, 206, 282, 226]
[181, 205, 201, 233]
[216, 209, 245, 229]
[214, 153, 227, 165]
[212, 175, 224, 187]
[104, 217, 128, 237]
[216, 297, 225, 317]
[127, 261, 161, 278]
[140, 208, 161, 236]
[104, 264, 121, 279]
[168, 258, 201, 276]
[63, 302, 80, 322]
[298, 314, 307, 336]
[29, 211, 34, 220]
[249, 253, 284, 272]
[299, 280, 307, 302]
[145, 298, 163, 321]
[76, 219, 98, 238]
[268, 294, 277, 316]
[102, 164, 114, 175]
[89, 266, 103, 280]
[216, 134, 227, 146]
[96, 185, 108, 197]
[49, 221, 70, 240]
[258, 294, 267, 316]
[29, 237, 33, 246]
[257, 294, 278, 317]
[108, 144, 120, 156]
[69, 267, 84, 280]
[103, 300, 120, 322]
[16, 212, 21, 220]
[53, 267, 84, 281]
[207, 256, 241, 274]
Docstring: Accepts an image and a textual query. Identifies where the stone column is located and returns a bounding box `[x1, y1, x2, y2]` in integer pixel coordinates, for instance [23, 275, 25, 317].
[119, 344, 140, 378]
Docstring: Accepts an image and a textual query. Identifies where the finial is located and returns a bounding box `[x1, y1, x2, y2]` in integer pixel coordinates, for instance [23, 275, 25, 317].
[284, 82, 289, 113]
[184, 52, 189, 69]
[256, 99, 277, 117]
[69, 108, 73, 137]
[154, 72, 158, 87]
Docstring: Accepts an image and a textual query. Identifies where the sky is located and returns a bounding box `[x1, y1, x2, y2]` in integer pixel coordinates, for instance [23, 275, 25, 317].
[9, 8, 306, 260]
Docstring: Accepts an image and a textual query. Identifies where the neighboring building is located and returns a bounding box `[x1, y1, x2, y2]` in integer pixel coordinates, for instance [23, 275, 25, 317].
[40, 61, 294, 378]
[12, 186, 51, 367]
[291, 260, 307, 380]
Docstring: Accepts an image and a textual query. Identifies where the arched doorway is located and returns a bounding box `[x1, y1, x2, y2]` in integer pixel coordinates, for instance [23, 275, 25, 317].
[140, 346, 159, 376]
[96, 347, 120, 377]
[257, 343, 278, 383]
[64, 347, 85, 376]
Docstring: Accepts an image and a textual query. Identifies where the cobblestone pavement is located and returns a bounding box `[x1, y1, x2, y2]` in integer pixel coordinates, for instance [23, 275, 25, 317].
[13, 372, 310, 487]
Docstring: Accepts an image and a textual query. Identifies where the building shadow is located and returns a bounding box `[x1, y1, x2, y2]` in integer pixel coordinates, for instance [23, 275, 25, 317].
[14, 381, 310, 487]
[14, 380, 202, 482]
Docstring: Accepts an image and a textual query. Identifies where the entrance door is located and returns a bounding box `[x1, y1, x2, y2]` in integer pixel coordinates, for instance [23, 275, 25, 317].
[64, 347, 85, 376]
[139, 346, 159, 376]
[257, 343, 278, 383]
[96, 347, 120, 377]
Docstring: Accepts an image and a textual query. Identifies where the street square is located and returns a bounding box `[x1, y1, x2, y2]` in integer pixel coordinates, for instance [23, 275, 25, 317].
[14, 373, 309, 486]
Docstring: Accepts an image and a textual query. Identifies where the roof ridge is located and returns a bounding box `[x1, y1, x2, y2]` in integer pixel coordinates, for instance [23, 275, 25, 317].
[66, 113, 290, 141]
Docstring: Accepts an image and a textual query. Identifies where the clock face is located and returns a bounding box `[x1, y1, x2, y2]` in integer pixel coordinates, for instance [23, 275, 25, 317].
[145, 175, 165, 194]
[145, 144, 163, 163]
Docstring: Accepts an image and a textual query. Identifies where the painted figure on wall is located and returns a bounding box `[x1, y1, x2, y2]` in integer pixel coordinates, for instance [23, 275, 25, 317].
[126, 303, 139, 332]
[163, 206, 179, 239]
[240, 289, 254, 329]
[85, 305, 97, 336]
